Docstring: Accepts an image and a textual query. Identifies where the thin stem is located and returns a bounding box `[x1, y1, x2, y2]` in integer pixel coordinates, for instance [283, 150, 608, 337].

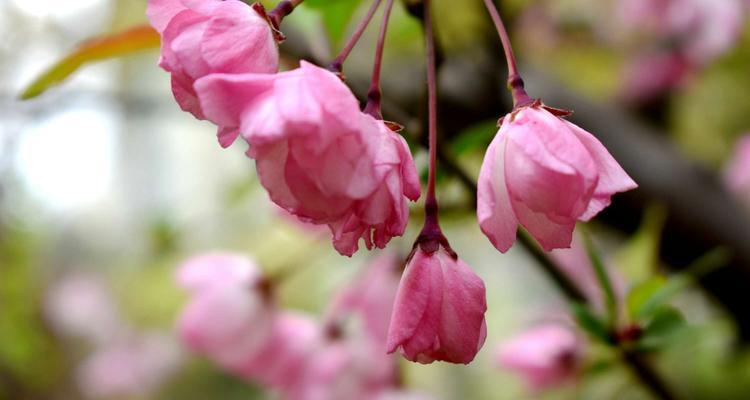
[267, 0, 304, 28]
[329, 0, 384, 74]
[363, 0, 396, 119]
[481, 0, 532, 108]
[424, 0, 438, 208]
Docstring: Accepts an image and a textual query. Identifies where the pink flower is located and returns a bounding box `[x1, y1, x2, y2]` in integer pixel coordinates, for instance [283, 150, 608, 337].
[176, 253, 275, 369]
[496, 324, 583, 390]
[231, 312, 320, 389]
[146, 0, 278, 146]
[327, 253, 401, 345]
[44, 274, 122, 344]
[195, 61, 419, 256]
[620, 51, 690, 102]
[77, 333, 182, 399]
[477, 104, 637, 252]
[617, 0, 744, 65]
[386, 246, 487, 364]
[289, 338, 395, 400]
[724, 135, 750, 200]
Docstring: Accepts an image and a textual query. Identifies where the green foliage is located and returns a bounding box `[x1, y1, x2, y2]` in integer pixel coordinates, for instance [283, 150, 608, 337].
[582, 231, 618, 329]
[304, 0, 365, 48]
[0, 228, 63, 394]
[636, 307, 687, 352]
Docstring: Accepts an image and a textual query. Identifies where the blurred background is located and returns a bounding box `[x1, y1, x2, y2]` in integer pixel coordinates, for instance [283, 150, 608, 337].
[2, 0, 750, 399]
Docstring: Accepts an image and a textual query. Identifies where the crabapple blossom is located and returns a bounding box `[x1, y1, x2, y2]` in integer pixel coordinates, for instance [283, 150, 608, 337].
[387, 246, 487, 364]
[231, 312, 321, 389]
[176, 253, 275, 369]
[289, 337, 396, 400]
[478, 104, 637, 252]
[195, 61, 419, 256]
[146, 0, 278, 146]
[497, 324, 583, 390]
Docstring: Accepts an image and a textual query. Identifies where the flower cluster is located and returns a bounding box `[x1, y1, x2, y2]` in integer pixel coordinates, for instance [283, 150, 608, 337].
[149, 0, 636, 370]
[176, 252, 432, 400]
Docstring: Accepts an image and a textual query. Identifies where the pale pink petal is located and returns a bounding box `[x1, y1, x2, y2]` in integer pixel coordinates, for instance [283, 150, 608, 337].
[477, 131, 518, 252]
[146, 0, 189, 33]
[565, 121, 637, 221]
[511, 200, 577, 251]
[437, 253, 488, 364]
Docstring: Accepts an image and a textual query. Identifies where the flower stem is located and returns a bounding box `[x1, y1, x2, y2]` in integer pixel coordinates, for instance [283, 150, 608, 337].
[329, 0, 384, 74]
[481, 0, 532, 108]
[423, 0, 439, 227]
[267, 0, 304, 28]
[363, 0, 396, 120]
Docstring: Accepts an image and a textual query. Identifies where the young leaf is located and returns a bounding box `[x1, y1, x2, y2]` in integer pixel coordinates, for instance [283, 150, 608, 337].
[582, 230, 618, 330]
[20, 25, 160, 100]
[636, 307, 687, 352]
[626, 276, 667, 321]
[633, 247, 730, 320]
[613, 203, 667, 284]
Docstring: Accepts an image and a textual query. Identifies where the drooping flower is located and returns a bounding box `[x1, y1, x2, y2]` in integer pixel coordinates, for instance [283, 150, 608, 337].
[386, 245, 487, 364]
[176, 253, 275, 369]
[496, 324, 583, 390]
[195, 61, 419, 256]
[477, 104, 637, 252]
[146, 0, 279, 146]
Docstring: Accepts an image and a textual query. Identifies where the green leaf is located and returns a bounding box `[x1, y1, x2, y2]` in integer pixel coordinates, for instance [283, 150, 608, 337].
[636, 307, 687, 352]
[20, 24, 160, 100]
[631, 247, 730, 321]
[582, 230, 618, 329]
[304, 0, 365, 47]
[627, 276, 667, 321]
[570, 302, 611, 344]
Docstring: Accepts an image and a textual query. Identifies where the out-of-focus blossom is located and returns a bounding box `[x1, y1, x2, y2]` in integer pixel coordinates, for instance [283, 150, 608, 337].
[478, 105, 637, 252]
[44, 274, 122, 344]
[549, 233, 626, 312]
[77, 333, 182, 399]
[621, 51, 690, 102]
[617, 0, 745, 65]
[231, 312, 321, 389]
[497, 324, 583, 390]
[327, 253, 401, 346]
[289, 337, 395, 400]
[387, 246, 487, 364]
[176, 253, 275, 368]
[724, 135, 750, 202]
[146, 0, 278, 146]
[195, 62, 419, 256]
